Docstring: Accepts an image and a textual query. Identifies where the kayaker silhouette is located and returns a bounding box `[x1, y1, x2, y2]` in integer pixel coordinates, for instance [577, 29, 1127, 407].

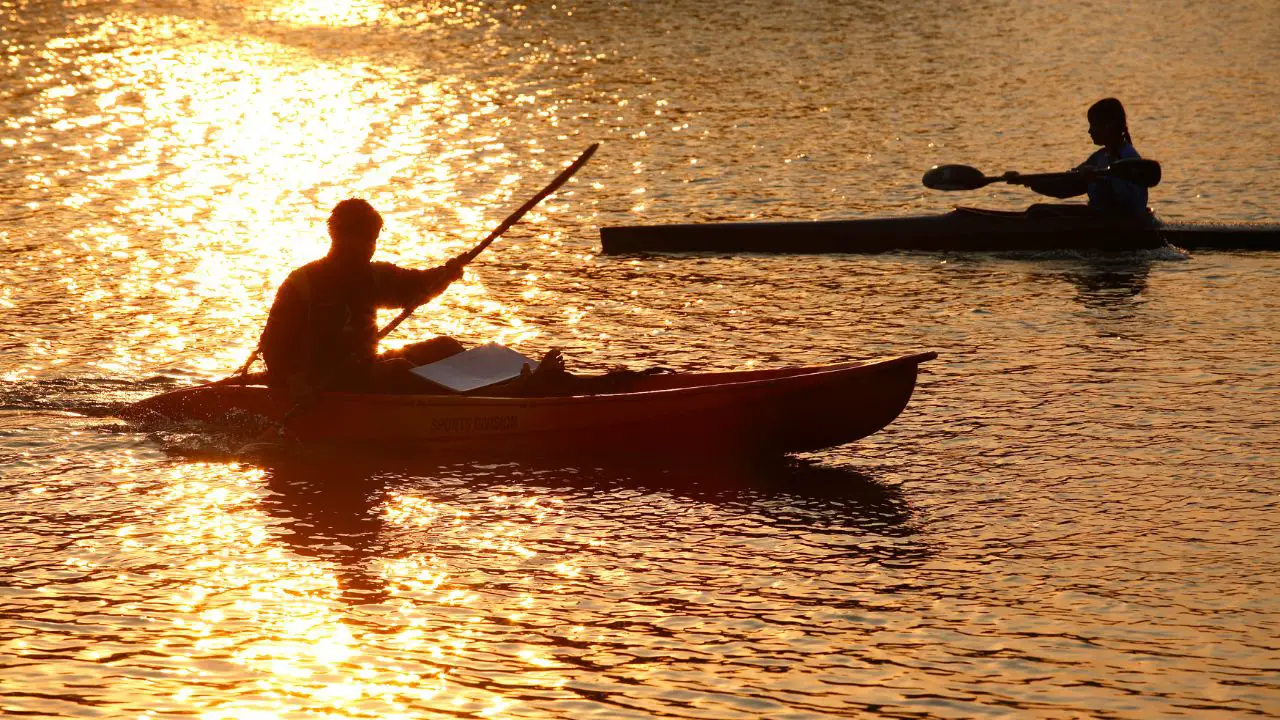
[1005, 98, 1149, 214]
[259, 199, 567, 406]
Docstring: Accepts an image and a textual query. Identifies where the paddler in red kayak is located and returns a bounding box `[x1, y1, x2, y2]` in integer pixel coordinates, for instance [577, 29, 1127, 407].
[259, 199, 567, 405]
[1007, 98, 1149, 215]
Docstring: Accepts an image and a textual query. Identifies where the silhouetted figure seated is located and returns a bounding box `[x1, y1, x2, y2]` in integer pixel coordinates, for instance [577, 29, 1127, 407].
[260, 199, 573, 404]
[1005, 97, 1150, 216]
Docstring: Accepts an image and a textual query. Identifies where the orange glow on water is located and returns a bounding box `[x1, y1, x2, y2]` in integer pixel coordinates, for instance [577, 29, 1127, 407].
[122, 461, 573, 716]
[8, 6, 562, 383]
[5, 0, 1280, 717]
[264, 0, 388, 27]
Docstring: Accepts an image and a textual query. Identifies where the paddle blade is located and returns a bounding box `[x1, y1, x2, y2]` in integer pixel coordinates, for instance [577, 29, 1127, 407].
[922, 164, 990, 191]
[1106, 158, 1161, 188]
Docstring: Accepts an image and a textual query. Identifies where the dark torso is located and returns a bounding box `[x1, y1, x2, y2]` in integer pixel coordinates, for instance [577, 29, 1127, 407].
[297, 260, 382, 366]
[260, 257, 432, 386]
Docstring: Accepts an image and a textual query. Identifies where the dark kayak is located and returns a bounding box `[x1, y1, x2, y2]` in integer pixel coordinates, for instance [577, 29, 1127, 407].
[120, 353, 935, 458]
[599, 205, 1280, 255]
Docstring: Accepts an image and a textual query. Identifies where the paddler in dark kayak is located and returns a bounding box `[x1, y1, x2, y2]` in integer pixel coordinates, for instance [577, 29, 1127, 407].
[259, 198, 568, 405]
[1006, 98, 1149, 215]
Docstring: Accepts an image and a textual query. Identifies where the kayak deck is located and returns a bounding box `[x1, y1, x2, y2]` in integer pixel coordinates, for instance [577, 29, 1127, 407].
[599, 205, 1280, 254]
[121, 352, 937, 458]
[1159, 221, 1280, 251]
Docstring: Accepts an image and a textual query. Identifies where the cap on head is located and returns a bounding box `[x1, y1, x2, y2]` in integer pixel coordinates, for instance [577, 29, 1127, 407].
[1087, 97, 1127, 127]
[327, 198, 383, 244]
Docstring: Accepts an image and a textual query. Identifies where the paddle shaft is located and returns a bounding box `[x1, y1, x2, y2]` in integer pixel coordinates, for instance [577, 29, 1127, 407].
[923, 158, 1160, 192]
[985, 164, 1152, 188]
[375, 142, 599, 342]
[987, 169, 1081, 187]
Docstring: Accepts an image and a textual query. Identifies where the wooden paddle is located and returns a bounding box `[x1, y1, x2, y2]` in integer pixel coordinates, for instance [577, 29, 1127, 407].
[922, 157, 1162, 192]
[239, 142, 600, 452]
[375, 142, 598, 342]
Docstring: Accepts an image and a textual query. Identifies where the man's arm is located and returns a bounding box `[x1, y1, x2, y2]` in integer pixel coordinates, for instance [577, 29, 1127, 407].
[372, 257, 466, 309]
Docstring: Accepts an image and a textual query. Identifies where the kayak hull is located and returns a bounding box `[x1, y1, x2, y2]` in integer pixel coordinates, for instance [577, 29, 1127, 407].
[1158, 221, 1280, 251]
[120, 353, 936, 458]
[599, 206, 1280, 254]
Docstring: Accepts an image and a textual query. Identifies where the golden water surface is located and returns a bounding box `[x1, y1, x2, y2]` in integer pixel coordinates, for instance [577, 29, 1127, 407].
[2, 0, 1278, 717]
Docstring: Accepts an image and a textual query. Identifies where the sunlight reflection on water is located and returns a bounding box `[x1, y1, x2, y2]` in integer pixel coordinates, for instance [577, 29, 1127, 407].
[2, 0, 1279, 717]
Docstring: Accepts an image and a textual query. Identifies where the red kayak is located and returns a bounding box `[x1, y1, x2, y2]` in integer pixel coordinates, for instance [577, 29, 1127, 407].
[120, 353, 936, 457]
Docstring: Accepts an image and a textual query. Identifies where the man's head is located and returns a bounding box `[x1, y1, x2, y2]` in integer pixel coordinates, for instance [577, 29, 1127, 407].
[327, 198, 383, 264]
